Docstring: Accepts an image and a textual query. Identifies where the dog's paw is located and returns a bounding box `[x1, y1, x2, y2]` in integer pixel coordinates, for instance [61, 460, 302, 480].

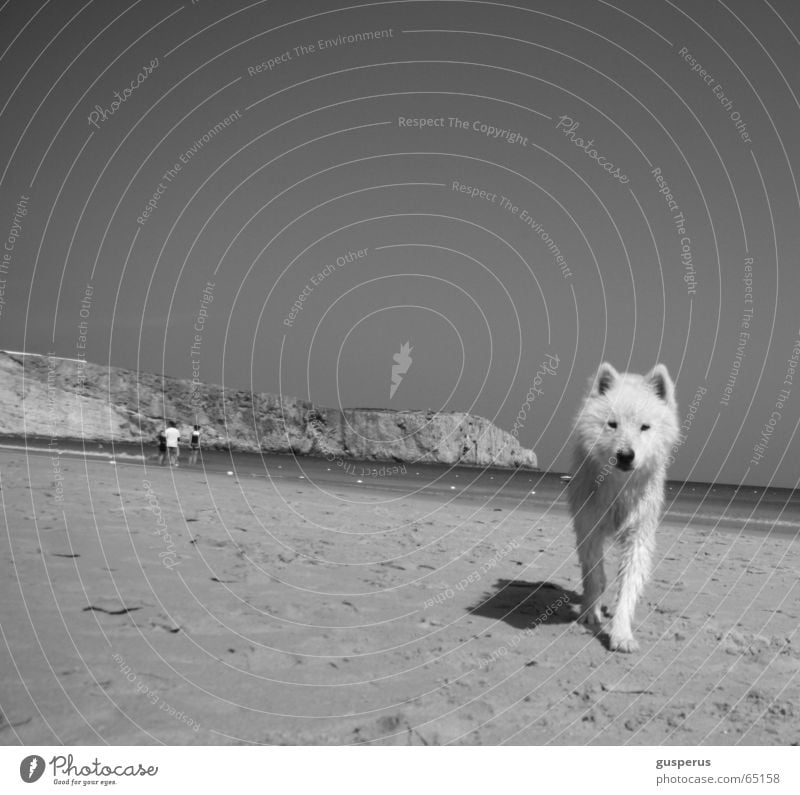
[577, 607, 603, 628]
[608, 632, 639, 653]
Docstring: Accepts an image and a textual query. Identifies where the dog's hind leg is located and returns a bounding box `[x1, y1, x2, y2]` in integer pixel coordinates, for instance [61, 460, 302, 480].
[609, 521, 656, 652]
[575, 521, 607, 628]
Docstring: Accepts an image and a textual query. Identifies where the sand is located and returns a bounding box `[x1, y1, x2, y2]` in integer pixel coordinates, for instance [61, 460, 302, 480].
[0, 450, 798, 745]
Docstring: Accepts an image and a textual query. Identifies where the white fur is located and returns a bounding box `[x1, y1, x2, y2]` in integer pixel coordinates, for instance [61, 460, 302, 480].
[567, 362, 679, 652]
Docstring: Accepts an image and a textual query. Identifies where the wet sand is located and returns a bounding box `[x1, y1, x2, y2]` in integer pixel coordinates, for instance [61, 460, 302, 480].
[1, 450, 798, 745]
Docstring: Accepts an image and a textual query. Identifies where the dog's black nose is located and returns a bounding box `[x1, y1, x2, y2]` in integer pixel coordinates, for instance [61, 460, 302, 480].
[616, 450, 635, 470]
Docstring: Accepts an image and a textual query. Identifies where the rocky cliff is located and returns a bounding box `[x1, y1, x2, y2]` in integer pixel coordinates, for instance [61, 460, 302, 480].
[0, 352, 537, 469]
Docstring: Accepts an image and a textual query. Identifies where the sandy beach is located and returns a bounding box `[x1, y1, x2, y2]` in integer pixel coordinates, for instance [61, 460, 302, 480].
[1, 449, 798, 745]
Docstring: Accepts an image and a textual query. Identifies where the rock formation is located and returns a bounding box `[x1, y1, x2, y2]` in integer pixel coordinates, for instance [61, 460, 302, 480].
[0, 352, 537, 469]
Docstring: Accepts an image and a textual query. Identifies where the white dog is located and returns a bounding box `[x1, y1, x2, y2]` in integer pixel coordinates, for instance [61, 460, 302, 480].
[567, 363, 679, 652]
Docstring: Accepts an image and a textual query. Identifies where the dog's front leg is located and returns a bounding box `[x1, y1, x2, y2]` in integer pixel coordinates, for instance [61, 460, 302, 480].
[575, 518, 607, 628]
[609, 519, 656, 652]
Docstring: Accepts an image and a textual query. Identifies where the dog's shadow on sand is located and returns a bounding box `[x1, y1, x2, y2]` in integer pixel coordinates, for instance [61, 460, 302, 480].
[468, 579, 580, 631]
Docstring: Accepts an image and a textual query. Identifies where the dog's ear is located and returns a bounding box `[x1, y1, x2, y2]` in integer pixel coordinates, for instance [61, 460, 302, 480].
[647, 364, 675, 406]
[593, 362, 619, 396]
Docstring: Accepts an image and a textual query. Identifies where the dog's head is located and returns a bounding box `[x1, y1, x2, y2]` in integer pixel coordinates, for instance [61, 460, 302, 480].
[576, 362, 679, 475]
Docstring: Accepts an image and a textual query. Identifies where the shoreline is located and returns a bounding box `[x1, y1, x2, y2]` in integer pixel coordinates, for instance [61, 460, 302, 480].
[0, 435, 539, 471]
[2, 443, 796, 540]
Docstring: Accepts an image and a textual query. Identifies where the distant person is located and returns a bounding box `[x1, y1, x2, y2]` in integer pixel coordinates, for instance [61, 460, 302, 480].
[157, 428, 167, 466]
[164, 420, 181, 467]
[189, 424, 201, 465]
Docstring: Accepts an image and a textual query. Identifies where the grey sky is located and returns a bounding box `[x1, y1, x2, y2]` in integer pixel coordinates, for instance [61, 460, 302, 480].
[1, 0, 798, 487]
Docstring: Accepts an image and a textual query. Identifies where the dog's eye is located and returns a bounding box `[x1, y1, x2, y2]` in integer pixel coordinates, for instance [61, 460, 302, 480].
[607, 420, 617, 428]
[641, 424, 650, 431]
